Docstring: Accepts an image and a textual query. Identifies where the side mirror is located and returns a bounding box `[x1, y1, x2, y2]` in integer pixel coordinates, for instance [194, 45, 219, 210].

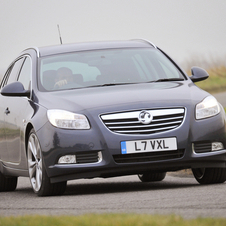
[1, 81, 30, 97]
[190, 66, 209, 82]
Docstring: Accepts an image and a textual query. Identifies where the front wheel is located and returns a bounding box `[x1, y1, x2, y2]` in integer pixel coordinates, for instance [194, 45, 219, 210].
[138, 172, 166, 182]
[192, 168, 226, 184]
[27, 129, 67, 196]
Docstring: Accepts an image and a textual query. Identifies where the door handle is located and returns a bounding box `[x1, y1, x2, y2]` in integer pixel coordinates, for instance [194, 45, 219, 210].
[5, 108, 10, 115]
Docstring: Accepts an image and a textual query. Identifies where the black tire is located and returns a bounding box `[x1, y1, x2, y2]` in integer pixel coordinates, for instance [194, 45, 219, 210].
[0, 171, 17, 192]
[27, 129, 67, 196]
[192, 168, 226, 184]
[138, 172, 166, 182]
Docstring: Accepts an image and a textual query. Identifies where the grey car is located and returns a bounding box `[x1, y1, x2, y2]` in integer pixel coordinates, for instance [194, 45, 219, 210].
[0, 39, 226, 196]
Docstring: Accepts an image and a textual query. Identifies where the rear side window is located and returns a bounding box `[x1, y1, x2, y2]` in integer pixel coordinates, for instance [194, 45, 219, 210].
[1, 58, 24, 88]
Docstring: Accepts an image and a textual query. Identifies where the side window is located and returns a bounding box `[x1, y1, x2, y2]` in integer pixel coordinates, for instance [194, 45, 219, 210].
[18, 57, 31, 90]
[5, 58, 24, 86]
[0, 66, 12, 88]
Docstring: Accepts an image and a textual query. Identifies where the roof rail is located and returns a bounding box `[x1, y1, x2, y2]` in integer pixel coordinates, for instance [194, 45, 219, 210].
[24, 46, 40, 57]
[131, 39, 157, 49]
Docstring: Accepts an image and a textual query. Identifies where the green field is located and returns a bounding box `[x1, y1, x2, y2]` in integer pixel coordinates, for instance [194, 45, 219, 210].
[0, 214, 226, 226]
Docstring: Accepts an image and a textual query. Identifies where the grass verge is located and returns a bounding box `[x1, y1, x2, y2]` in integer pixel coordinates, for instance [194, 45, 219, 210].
[0, 214, 226, 226]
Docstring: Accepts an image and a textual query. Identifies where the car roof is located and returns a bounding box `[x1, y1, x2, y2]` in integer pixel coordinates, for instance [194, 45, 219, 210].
[25, 39, 157, 57]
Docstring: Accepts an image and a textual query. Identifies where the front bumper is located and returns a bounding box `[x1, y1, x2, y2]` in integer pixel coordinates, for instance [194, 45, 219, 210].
[36, 107, 226, 183]
[47, 148, 226, 183]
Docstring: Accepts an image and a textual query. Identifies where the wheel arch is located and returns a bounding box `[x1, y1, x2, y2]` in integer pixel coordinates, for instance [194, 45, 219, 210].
[25, 123, 34, 155]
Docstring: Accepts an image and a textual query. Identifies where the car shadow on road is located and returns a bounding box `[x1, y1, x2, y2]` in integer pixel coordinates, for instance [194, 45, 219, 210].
[64, 176, 199, 196]
[14, 174, 214, 197]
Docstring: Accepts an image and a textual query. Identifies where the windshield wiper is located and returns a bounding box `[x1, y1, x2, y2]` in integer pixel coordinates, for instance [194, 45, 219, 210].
[149, 78, 184, 83]
[86, 82, 137, 88]
[101, 83, 117, 86]
[85, 79, 184, 89]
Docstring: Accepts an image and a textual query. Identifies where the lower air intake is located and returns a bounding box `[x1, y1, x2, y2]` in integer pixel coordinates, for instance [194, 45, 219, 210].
[193, 141, 211, 153]
[113, 149, 185, 163]
[76, 151, 102, 164]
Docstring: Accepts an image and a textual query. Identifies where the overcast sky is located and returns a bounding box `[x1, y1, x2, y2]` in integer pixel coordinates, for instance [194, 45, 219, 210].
[0, 0, 226, 73]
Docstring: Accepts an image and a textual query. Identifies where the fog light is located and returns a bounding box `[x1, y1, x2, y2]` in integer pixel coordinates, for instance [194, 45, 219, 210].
[58, 155, 76, 164]
[212, 142, 224, 151]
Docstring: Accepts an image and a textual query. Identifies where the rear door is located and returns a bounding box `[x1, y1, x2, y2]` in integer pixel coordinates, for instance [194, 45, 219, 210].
[0, 56, 32, 164]
[0, 58, 25, 162]
[0, 65, 14, 161]
[5, 56, 31, 164]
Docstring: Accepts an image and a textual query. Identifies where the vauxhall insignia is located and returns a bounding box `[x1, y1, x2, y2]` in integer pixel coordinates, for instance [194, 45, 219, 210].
[138, 110, 153, 124]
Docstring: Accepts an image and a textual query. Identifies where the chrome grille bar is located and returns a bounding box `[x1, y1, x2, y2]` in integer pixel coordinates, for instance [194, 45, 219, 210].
[114, 125, 178, 134]
[100, 108, 185, 135]
[108, 120, 182, 129]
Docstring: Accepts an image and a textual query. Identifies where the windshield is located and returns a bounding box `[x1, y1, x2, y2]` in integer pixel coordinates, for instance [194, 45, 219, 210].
[39, 48, 185, 91]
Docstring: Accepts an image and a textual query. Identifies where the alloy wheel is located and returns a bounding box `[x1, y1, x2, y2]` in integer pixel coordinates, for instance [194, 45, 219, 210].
[27, 132, 43, 192]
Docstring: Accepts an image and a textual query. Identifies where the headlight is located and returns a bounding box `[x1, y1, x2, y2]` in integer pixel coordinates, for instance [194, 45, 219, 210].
[196, 96, 220, 120]
[47, 109, 90, 129]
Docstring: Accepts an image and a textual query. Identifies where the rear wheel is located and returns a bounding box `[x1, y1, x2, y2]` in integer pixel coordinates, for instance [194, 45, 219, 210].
[27, 129, 67, 196]
[0, 172, 17, 192]
[192, 168, 226, 184]
[138, 172, 166, 182]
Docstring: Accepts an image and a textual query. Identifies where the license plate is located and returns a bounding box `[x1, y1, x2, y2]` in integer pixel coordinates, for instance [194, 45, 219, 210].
[121, 137, 177, 154]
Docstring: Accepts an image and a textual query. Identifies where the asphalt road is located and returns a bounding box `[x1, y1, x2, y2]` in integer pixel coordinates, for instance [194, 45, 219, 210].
[0, 173, 226, 219]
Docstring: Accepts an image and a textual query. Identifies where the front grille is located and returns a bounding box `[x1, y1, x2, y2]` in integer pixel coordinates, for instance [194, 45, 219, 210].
[113, 149, 185, 163]
[101, 108, 185, 135]
[76, 151, 101, 164]
[193, 141, 211, 153]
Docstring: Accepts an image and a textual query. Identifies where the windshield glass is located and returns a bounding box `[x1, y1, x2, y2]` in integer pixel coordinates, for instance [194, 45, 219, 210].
[39, 48, 185, 91]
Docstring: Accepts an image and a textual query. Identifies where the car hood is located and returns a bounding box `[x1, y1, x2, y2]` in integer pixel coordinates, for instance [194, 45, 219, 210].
[37, 81, 209, 115]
